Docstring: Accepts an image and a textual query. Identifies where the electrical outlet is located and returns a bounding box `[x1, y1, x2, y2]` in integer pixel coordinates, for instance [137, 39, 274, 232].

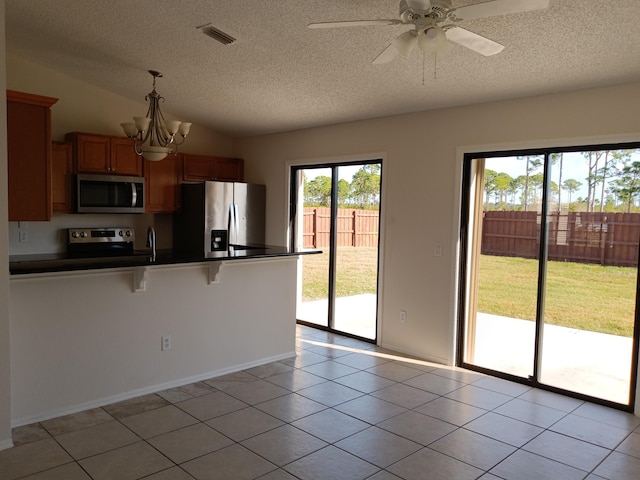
[400, 310, 407, 324]
[19, 230, 28, 242]
[161, 335, 171, 351]
[434, 243, 442, 257]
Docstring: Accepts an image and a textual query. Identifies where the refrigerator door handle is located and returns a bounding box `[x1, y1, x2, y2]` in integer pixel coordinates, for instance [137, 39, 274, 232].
[229, 203, 238, 245]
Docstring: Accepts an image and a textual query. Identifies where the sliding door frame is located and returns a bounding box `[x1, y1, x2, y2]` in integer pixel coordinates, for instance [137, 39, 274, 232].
[457, 142, 640, 412]
[289, 159, 383, 343]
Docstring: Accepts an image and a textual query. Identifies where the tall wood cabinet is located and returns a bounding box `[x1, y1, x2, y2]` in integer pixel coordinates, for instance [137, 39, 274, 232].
[7, 90, 58, 221]
[145, 154, 182, 213]
[51, 142, 74, 213]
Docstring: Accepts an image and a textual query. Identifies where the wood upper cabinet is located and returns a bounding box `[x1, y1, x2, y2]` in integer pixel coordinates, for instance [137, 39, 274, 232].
[66, 132, 143, 176]
[213, 156, 244, 181]
[51, 142, 74, 213]
[145, 154, 182, 213]
[7, 90, 58, 221]
[110, 137, 142, 176]
[182, 154, 244, 182]
[182, 154, 214, 182]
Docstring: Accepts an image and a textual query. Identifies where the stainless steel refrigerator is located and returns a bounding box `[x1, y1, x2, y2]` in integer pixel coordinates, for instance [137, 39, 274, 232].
[173, 181, 266, 254]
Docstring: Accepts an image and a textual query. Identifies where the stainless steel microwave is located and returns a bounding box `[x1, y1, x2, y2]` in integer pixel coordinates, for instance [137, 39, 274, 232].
[76, 173, 145, 213]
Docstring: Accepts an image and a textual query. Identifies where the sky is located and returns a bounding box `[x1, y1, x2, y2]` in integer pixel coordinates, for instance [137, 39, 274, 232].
[485, 150, 640, 201]
[301, 164, 377, 183]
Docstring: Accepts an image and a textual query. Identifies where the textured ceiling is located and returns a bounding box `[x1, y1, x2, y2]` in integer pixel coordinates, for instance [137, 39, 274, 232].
[5, 0, 640, 137]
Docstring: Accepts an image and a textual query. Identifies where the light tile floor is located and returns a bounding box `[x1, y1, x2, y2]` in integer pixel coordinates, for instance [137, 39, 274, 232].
[2, 325, 640, 479]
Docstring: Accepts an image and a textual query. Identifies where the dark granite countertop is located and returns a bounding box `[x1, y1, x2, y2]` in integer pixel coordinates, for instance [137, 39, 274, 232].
[9, 245, 321, 275]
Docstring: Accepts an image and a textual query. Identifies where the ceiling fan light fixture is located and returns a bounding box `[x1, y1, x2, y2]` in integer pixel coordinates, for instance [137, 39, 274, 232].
[392, 30, 418, 58]
[419, 26, 446, 52]
[308, 0, 548, 63]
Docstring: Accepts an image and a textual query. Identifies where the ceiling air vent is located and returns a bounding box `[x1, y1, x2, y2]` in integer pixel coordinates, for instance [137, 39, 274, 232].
[197, 23, 236, 45]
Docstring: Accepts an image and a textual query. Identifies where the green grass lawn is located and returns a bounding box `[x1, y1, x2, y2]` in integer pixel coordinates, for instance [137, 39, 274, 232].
[301, 247, 378, 301]
[478, 255, 637, 337]
[301, 247, 638, 338]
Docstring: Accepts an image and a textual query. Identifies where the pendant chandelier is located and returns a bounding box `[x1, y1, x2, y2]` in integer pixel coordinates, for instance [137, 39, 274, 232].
[120, 70, 191, 161]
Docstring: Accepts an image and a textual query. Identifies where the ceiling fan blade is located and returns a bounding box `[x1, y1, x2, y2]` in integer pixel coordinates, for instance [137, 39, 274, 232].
[453, 0, 550, 21]
[308, 19, 401, 29]
[406, 0, 432, 11]
[372, 43, 399, 64]
[445, 27, 504, 56]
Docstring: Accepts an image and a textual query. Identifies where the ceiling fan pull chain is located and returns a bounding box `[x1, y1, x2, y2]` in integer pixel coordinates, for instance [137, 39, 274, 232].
[434, 51, 438, 80]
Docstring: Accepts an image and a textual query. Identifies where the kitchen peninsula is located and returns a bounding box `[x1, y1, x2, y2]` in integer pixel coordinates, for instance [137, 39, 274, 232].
[9, 247, 318, 426]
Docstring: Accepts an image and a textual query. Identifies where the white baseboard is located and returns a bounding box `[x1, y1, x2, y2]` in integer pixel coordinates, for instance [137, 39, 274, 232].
[12, 351, 296, 428]
[378, 342, 450, 366]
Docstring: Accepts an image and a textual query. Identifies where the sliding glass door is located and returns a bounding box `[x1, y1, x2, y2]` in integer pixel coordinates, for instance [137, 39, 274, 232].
[291, 161, 382, 341]
[459, 144, 640, 409]
[461, 155, 543, 379]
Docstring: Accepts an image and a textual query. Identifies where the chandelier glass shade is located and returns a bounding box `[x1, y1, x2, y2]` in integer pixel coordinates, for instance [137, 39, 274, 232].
[121, 70, 191, 161]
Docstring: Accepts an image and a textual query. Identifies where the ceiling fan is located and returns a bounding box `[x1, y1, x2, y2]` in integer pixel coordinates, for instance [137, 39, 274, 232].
[308, 0, 550, 64]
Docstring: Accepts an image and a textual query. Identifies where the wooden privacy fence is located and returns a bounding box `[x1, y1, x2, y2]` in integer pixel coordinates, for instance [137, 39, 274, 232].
[481, 211, 640, 267]
[303, 207, 379, 248]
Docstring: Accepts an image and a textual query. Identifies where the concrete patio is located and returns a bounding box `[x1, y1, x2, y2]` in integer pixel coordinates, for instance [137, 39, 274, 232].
[297, 293, 377, 340]
[472, 312, 633, 405]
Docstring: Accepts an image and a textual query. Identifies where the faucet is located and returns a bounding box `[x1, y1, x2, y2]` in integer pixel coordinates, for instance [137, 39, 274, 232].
[147, 226, 156, 262]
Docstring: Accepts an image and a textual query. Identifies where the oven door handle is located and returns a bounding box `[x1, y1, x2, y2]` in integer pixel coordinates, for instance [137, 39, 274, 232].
[130, 182, 137, 208]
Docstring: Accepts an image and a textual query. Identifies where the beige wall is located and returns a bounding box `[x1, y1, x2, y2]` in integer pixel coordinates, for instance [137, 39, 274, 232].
[0, 0, 13, 449]
[236, 82, 640, 412]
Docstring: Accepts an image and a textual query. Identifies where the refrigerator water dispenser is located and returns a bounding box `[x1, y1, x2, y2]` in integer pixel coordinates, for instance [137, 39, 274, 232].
[211, 230, 228, 251]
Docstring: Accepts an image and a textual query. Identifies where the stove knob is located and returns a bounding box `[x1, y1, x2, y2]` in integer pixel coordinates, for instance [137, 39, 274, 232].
[119, 230, 123, 237]
[71, 231, 78, 239]
[80, 231, 87, 238]
[125, 230, 132, 237]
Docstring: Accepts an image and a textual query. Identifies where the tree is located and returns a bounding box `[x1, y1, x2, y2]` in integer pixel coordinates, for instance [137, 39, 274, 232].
[583, 151, 612, 212]
[305, 175, 331, 206]
[517, 156, 542, 211]
[529, 173, 544, 208]
[337, 179, 350, 206]
[507, 177, 520, 209]
[493, 172, 513, 208]
[350, 164, 380, 208]
[604, 150, 634, 210]
[597, 151, 611, 212]
[514, 175, 528, 210]
[562, 178, 582, 205]
[551, 152, 564, 211]
[549, 181, 559, 210]
[610, 161, 640, 213]
[484, 169, 498, 207]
